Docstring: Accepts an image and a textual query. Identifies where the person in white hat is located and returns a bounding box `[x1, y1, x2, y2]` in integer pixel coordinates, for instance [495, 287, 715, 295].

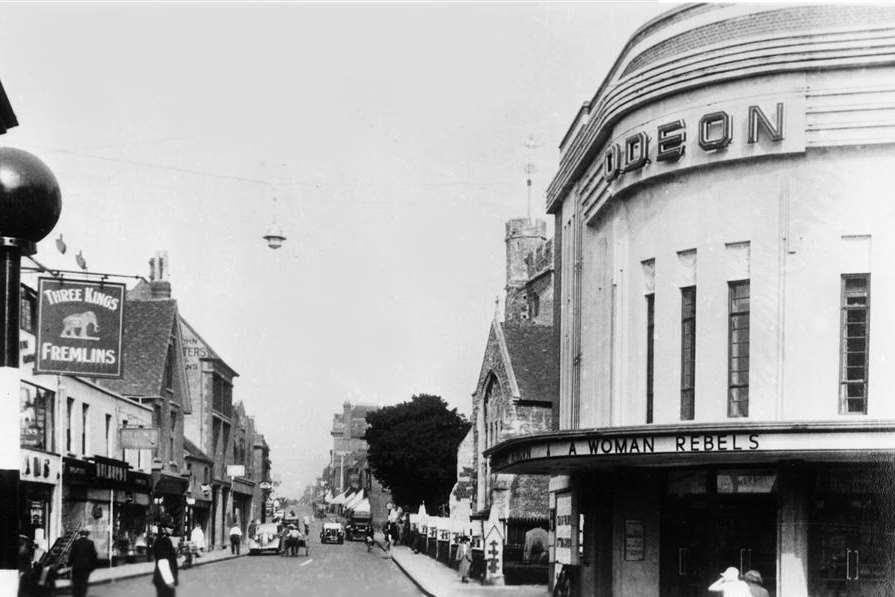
[708, 566, 750, 597]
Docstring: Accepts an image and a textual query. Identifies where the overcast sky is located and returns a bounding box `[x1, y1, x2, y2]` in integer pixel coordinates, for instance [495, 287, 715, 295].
[1, 1, 671, 497]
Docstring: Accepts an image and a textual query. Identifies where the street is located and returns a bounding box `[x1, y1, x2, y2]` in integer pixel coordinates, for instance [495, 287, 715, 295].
[87, 537, 422, 597]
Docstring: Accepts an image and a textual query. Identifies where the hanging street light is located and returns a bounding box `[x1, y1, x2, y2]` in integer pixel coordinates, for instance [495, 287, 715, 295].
[262, 222, 286, 250]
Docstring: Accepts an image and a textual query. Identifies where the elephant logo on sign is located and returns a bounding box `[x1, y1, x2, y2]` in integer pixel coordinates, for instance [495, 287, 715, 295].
[60, 311, 100, 340]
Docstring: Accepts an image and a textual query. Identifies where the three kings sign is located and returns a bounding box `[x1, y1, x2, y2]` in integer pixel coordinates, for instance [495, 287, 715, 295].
[35, 277, 125, 378]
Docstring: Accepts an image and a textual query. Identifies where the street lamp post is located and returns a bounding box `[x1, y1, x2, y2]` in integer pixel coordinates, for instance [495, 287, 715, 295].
[0, 147, 61, 591]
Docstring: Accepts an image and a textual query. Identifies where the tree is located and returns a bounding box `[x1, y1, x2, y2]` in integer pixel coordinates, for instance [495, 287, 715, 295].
[365, 394, 470, 513]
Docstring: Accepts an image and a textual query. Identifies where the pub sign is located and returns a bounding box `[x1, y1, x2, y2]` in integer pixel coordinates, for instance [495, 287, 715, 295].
[35, 277, 125, 378]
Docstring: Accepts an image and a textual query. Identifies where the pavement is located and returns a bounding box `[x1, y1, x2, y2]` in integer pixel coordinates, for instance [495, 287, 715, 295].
[374, 535, 550, 597]
[53, 545, 243, 592]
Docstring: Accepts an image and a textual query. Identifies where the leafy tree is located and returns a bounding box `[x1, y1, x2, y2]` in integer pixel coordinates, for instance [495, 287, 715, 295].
[365, 394, 470, 513]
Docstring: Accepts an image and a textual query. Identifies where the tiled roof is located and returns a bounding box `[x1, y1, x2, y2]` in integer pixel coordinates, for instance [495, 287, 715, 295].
[184, 437, 212, 463]
[99, 300, 177, 397]
[501, 323, 557, 404]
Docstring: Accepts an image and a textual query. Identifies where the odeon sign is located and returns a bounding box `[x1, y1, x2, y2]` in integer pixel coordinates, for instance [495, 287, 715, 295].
[598, 99, 803, 189]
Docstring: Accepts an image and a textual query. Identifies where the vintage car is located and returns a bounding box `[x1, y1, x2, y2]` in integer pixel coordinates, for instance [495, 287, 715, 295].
[248, 522, 282, 555]
[320, 521, 345, 544]
[345, 512, 373, 541]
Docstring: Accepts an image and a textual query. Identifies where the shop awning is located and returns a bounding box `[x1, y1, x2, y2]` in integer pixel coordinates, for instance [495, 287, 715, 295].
[331, 490, 350, 505]
[344, 489, 366, 510]
[153, 472, 189, 495]
[352, 498, 371, 513]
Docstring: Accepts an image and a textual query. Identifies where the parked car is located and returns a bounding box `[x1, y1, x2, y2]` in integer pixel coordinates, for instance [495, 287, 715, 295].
[345, 512, 373, 541]
[248, 522, 282, 555]
[320, 521, 345, 544]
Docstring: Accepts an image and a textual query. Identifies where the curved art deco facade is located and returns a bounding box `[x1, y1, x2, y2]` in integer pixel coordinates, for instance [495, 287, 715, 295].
[487, 5, 895, 597]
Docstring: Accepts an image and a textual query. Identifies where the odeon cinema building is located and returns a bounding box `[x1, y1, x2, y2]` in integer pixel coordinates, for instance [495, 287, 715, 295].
[485, 4, 895, 597]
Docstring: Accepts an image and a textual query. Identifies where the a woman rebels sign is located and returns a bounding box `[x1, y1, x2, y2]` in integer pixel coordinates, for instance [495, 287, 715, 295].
[35, 277, 125, 378]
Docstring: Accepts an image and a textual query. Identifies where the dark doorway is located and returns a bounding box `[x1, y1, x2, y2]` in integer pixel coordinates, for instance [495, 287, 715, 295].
[661, 486, 777, 597]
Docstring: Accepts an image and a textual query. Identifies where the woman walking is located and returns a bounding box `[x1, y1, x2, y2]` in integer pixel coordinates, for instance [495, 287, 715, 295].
[152, 526, 179, 597]
[456, 535, 472, 583]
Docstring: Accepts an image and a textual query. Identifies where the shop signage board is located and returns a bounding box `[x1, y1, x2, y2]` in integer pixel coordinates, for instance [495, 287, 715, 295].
[119, 426, 160, 449]
[21, 448, 59, 485]
[35, 277, 126, 378]
[491, 427, 895, 472]
[226, 464, 245, 478]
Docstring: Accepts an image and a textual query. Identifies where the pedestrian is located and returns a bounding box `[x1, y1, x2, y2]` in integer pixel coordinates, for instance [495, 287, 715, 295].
[743, 570, 770, 597]
[302, 514, 311, 537]
[708, 566, 750, 597]
[247, 519, 257, 539]
[152, 525, 179, 597]
[229, 523, 242, 555]
[68, 529, 97, 597]
[189, 524, 205, 555]
[456, 535, 472, 583]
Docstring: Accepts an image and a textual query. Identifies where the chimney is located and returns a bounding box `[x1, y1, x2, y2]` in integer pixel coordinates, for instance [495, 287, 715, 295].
[148, 251, 172, 299]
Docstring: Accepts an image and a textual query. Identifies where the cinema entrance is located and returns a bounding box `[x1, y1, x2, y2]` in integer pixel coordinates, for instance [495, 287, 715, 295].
[660, 468, 778, 597]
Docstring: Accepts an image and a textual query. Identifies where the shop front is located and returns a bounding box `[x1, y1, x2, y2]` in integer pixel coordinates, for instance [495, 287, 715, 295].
[20, 448, 61, 551]
[488, 424, 895, 597]
[62, 456, 151, 564]
[231, 478, 255, 533]
[150, 471, 189, 537]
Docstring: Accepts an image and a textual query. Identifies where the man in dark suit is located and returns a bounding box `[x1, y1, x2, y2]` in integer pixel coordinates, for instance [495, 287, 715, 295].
[68, 529, 97, 597]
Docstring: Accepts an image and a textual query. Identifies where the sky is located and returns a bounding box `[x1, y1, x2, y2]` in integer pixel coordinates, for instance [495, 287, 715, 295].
[0, 1, 671, 497]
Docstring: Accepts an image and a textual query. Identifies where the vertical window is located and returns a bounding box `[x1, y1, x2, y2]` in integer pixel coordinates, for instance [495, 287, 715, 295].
[121, 419, 128, 460]
[840, 274, 870, 414]
[105, 413, 112, 457]
[170, 411, 177, 461]
[728, 281, 750, 417]
[81, 404, 89, 455]
[164, 343, 175, 391]
[66, 398, 74, 453]
[680, 286, 696, 420]
[645, 293, 655, 423]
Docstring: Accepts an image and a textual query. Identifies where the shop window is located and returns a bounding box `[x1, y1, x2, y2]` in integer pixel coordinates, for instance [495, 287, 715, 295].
[728, 281, 750, 417]
[840, 274, 869, 414]
[666, 471, 707, 496]
[20, 383, 55, 452]
[645, 293, 655, 423]
[680, 286, 696, 420]
[19, 291, 35, 333]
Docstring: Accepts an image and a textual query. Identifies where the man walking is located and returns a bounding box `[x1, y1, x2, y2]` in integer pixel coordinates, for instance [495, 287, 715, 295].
[229, 523, 242, 555]
[68, 529, 97, 597]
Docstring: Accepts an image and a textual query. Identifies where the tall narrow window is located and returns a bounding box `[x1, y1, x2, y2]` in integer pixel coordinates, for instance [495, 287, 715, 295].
[121, 419, 128, 460]
[728, 281, 750, 417]
[81, 404, 89, 455]
[66, 398, 74, 453]
[840, 274, 870, 414]
[645, 293, 655, 423]
[680, 286, 696, 420]
[105, 413, 112, 457]
[170, 411, 177, 461]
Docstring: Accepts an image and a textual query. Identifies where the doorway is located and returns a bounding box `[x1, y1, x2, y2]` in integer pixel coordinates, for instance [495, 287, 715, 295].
[660, 474, 778, 597]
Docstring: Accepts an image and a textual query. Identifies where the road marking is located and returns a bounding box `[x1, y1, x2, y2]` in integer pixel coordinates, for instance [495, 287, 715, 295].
[300, 558, 313, 567]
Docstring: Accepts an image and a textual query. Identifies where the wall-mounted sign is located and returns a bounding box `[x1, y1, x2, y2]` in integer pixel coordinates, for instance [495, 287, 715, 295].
[258, 481, 272, 490]
[119, 427, 159, 450]
[490, 426, 895, 473]
[93, 456, 130, 488]
[35, 278, 125, 378]
[21, 449, 59, 485]
[624, 520, 645, 561]
[226, 465, 245, 478]
[597, 95, 806, 198]
[554, 493, 572, 565]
